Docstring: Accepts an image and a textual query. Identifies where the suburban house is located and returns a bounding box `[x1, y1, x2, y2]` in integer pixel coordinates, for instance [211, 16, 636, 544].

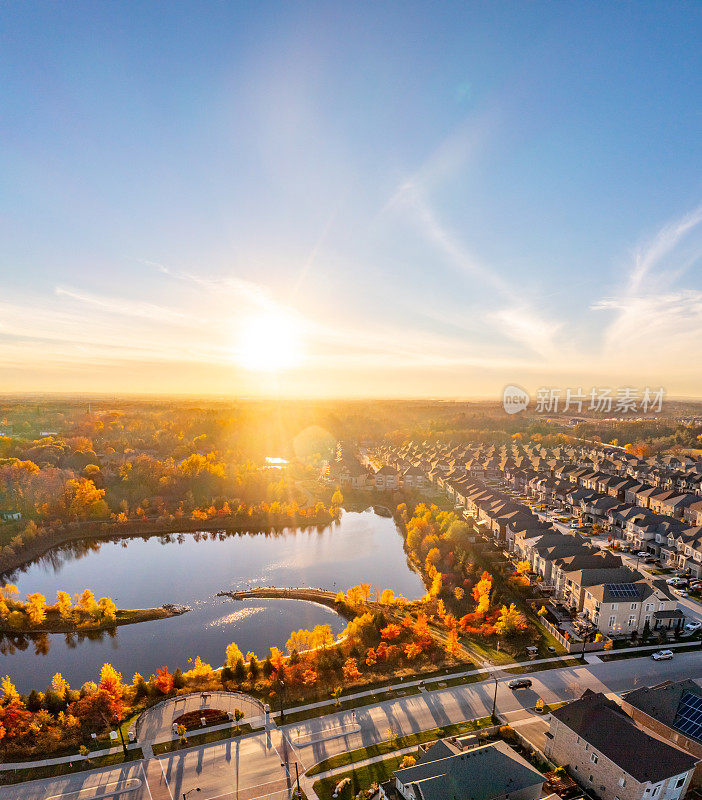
[380, 739, 547, 800]
[581, 577, 682, 636]
[0, 510, 21, 522]
[621, 680, 702, 785]
[544, 691, 699, 800]
[373, 465, 399, 491]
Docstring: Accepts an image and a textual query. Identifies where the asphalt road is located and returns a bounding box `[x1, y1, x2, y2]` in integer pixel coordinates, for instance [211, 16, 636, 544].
[4, 650, 702, 800]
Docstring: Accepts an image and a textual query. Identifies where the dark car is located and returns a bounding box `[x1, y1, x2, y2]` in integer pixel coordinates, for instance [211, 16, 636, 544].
[508, 678, 533, 690]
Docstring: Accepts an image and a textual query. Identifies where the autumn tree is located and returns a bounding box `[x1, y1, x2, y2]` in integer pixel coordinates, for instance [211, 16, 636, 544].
[154, 666, 174, 695]
[233, 707, 244, 732]
[98, 663, 124, 717]
[472, 571, 493, 617]
[1, 675, 19, 705]
[445, 625, 460, 657]
[342, 657, 361, 682]
[25, 593, 47, 626]
[97, 597, 117, 623]
[55, 590, 73, 619]
[380, 623, 402, 641]
[494, 604, 528, 637]
[515, 560, 531, 575]
[226, 642, 244, 669]
[75, 590, 97, 616]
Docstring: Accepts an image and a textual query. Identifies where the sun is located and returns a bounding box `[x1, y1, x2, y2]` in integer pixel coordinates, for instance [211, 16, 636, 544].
[236, 313, 303, 372]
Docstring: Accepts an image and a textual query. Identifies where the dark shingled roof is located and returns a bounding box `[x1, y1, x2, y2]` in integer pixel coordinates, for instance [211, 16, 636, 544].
[551, 691, 699, 783]
[623, 680, 702, 738]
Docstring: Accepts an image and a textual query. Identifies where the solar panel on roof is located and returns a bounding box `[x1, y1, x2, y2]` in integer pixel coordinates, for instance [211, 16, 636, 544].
[605, 583, 639, 598]
[674, 692, 702, 743]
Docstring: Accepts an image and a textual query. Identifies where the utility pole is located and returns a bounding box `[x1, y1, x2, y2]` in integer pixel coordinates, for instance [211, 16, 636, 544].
[491, 675, 499, 722]
[295, 762, 301, 798]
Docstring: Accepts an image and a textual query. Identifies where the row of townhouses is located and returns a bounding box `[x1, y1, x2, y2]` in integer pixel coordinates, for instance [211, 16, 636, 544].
[366, 439, 697, 637]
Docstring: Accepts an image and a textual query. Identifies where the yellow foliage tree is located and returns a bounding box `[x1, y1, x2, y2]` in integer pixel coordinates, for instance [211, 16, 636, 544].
[97, 597, 117, 623]
[515, 560, 531, 575]
[454, 586, 465, 601]
[25, 592, 47, 625]
[472, 571, 493, 617]
[226, 642, 244, 668]
[445, 625, 460, 657]
[494, 604, 528, 637]
[55, 590, 73, 619]
[51, 673, 69, 696]
[184, 656, 213, 681]
[1, 675, 19, 704]
[75, 589, 97, 615]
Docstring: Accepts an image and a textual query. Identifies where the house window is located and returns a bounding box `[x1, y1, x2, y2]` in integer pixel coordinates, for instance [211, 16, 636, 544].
[628, 615, 636, 627]
[619, 777, 626, 788]
[589, 775, 593, 782]
[645, 603, 652, 612]
[590, 753, 598, 764]
[631, 603, 637, 610]
[609, 615, 616, 628]
[652, 787, 660, 797]
[676, 778, 686, 788]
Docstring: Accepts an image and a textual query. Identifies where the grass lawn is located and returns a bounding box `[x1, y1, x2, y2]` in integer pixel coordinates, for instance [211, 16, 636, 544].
[426, 672, 485, 690]
[152, 723, 253, 755]
[307, 716, 493, 777]
[313, 753, 409, 799]
[506, 657, 581, 675]
[0, 749, 143, 786]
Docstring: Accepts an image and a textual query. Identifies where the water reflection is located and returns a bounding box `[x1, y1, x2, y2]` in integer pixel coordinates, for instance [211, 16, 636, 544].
[1, 510, 424, 691]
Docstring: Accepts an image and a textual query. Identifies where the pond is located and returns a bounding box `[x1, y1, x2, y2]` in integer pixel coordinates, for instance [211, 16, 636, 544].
[1, 509, 424, 691]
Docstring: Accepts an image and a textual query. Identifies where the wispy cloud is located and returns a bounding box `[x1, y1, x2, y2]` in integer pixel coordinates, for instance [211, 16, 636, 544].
[594, 202, 702, 374]
[628, 203, 702, 293]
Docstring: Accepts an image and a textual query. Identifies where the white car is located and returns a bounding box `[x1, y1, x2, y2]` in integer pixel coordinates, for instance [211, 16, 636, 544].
[667, 577, 686, 586]
[676, 589, 689, 597]
[636, 551, 648, 558]
[651, 650, 674, 661]
[683, 621, 702, 634]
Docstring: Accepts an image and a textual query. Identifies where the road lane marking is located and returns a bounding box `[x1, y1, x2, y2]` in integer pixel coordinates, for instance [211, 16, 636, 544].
[140, 762, 154, 800]
[46, 779, 141, 800]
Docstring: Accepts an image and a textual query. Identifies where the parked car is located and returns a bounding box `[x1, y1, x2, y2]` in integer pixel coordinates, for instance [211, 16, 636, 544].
[676, 589, 689, 597]
[683, 621, 702, 635]
[508, 678, 533, 690]
[644, 556, 657, 564]
[651, 650, 674, 661]
[636, 551, 648, 557]
[667, 577, 687, 586]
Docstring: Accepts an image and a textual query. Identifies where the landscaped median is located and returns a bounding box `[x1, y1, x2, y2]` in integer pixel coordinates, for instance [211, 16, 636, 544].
[307, 716, 493, 776]
[152, 723, 254, 755]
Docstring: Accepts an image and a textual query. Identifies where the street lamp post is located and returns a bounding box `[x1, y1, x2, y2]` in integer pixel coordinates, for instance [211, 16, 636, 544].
[279, 680, 285, 723]
[295, 761, 302, 799]
[491, 675, 499, 722]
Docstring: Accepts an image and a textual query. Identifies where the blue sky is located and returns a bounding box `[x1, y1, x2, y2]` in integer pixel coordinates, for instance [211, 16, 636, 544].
[1, 1, 701, 397]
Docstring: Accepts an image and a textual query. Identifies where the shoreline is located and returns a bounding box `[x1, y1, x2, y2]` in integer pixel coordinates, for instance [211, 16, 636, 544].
[0, 605, 189, 636]
[0, 513, 336, 577]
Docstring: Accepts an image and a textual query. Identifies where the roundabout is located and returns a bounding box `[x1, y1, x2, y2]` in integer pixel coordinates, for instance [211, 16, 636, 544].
[133, 690, 268, 743]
